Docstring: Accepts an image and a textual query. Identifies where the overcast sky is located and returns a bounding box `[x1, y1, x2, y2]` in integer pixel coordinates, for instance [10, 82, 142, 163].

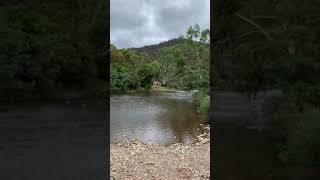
[111, 0, 210, 49]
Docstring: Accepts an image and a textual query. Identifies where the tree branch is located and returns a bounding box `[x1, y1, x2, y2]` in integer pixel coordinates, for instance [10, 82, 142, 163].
[235, 13, 272, 40]
[184, 66, 202, 79]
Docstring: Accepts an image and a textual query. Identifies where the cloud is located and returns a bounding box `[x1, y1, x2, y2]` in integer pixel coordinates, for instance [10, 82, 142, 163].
[111, 0, 210, 48]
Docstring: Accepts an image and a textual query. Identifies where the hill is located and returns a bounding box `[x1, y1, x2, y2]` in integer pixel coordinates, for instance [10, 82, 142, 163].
[129, 38, 186, 58]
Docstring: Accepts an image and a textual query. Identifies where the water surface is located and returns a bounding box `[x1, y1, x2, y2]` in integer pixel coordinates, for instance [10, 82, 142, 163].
[213, 90, 320, 179]
[111, 91, 207, 145]
[0, 99, 106, 180]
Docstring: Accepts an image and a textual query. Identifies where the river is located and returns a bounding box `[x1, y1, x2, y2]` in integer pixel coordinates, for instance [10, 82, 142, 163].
[2, 90, 318, 179]
[213, 90, 320, 179]
[111, 91, 207, 145]
[0, 99, 107, 180]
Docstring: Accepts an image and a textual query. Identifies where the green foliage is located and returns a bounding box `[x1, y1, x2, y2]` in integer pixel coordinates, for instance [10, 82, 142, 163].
[271, 109, 320, 163]
[216, 0, 320, 165]
[110, 25, 210, 97]
[0, 1, 107, 101]
[214, 0, 320, 96]
[110, 50, 161, 92]
[136, 61, 160, 88]
[157, 26, 209, 91]
[110, 63, 138, 93]
[109, 25, 210, 116]
[286, 110, 320, 162]
[264, 95, 320, 164]
[193, 91, 210, 114]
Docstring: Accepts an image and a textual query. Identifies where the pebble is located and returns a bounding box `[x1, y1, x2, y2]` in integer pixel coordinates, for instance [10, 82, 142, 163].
[110, 124, 210, 179]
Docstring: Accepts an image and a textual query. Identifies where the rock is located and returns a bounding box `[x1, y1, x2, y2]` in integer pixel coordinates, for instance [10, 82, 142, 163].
[110, 127, 210, 179]
[200, 139, 209, 144]
[143, 161, 155, 165]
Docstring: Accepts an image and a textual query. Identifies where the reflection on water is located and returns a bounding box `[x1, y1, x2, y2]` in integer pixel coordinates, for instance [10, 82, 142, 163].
[111, 91, 207, 145]
[0, 99, 106, 180]
[213, 90, 320, 180]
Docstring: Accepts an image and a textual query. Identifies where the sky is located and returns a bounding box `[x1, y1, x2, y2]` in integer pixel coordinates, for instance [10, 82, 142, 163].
[111, 0, 210, 49]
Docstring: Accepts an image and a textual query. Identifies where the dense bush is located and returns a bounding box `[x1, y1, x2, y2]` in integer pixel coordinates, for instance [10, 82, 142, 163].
[193, 91, 210, 114]
[110, 63, 139, 93]
[0, 1, 107, 101]
[275, 109, 320, 163]
[287, 110, 320, 162]
[110, 61, 161, 93]
[264, 95, 320, 164]
[136, 61, 160, 88]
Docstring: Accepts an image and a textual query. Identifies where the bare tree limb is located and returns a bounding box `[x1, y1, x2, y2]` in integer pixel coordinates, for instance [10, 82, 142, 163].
[184, 66, 202, 79]
[235, 13, 272, 40]
[253, 15, 276, 19]
[235, 30, 261, 38]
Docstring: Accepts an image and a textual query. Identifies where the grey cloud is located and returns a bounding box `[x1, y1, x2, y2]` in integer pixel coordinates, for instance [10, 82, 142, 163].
[110, 0, 147, 31]
[111, 0, 210, 48]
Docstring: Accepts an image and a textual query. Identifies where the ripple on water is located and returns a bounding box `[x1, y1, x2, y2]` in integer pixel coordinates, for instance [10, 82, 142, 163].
[110, 91, 206, 145]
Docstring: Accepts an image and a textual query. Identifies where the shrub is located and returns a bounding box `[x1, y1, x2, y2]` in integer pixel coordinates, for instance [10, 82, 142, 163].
[193, 91, 210, 114]
[110, 63, 139, 93]
[265, 96, 320, 164]
[285, 109, 320, 163]
[136, 62, 160, 88]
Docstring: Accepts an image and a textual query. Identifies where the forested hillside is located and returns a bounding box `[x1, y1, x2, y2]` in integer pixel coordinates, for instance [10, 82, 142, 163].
[130, 38, 187, 58]
[0, 0, 108, 101]
[110, 25, 210, 113]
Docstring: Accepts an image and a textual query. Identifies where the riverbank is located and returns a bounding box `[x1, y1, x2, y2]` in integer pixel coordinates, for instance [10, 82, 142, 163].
[110, 125, 210, 180]
[150, 84, 177, 92]
[111, 85, 177, 95]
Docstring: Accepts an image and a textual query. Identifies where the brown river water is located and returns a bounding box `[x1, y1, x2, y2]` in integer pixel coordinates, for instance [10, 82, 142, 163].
[1, 90, 319, 179]
[213, 90, 320, 180]
[111, 91, 207, 145]
[0, 99, 107, 180]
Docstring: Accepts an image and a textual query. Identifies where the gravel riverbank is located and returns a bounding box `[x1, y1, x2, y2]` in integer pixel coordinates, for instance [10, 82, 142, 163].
[110, 125, 210, 180]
